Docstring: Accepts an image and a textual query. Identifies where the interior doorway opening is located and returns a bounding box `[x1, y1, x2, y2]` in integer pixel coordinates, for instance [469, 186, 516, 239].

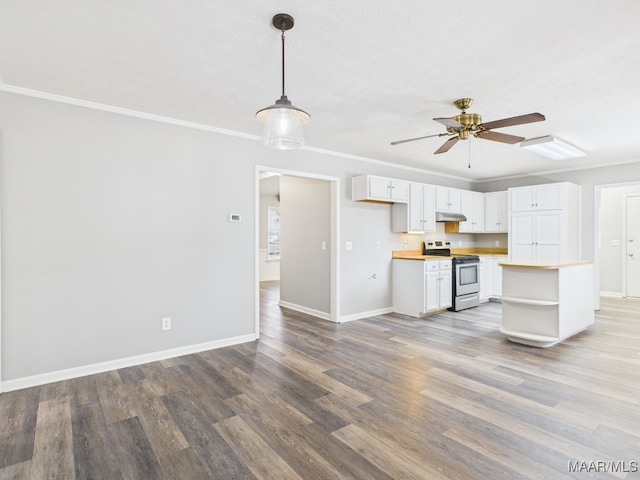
[254, 166, 340, 339]
[595, 181, 640, 305]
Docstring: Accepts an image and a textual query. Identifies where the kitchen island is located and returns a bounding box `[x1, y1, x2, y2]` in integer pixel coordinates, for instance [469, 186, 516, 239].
[498, 260, 594, 347]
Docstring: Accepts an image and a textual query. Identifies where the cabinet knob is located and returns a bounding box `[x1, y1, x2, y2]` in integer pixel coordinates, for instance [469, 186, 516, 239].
[630, 253, 635, 257]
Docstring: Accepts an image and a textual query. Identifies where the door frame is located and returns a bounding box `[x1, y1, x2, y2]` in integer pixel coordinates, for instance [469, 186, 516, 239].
[254, 165, 341, 338]
[623, 194, 640, 297]
[594, 181, 640, 308]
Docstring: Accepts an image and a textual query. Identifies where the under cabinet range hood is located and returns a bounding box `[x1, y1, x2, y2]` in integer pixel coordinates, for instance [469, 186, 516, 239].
[435, 211, 467, 222]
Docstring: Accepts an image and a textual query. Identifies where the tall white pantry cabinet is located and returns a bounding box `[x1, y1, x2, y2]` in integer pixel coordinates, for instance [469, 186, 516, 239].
[508, 182, 581, 262]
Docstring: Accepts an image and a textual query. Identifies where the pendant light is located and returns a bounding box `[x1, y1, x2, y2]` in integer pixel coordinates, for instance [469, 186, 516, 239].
[256, 13, 310, 150]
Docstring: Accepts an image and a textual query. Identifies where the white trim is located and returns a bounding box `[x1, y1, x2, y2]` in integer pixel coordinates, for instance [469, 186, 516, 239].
[474, 159, 640, 183]
[339, 307, 395, 323]
[623, 194, 640, 298]
[0, 84, 259, 141]
[4, 83, 639, 185]
[278, 300, 333, 322]
[0, 334, 256, 393]
[600, 291, 624, 298]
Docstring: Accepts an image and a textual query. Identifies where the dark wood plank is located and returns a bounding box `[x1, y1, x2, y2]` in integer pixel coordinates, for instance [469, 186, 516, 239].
[30, 398, 75, 479]
[161, 391, 256, 479]
[0, 387, 40, 469]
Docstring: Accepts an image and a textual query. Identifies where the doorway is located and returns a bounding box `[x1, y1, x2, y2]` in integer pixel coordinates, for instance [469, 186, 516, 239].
[596, 182, 640, 305]
[254, 166, 341, 339]
[625, 195, 640, 298]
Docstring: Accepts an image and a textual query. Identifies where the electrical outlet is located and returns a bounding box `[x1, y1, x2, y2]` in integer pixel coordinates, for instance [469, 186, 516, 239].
[162, 317, 171, 331]
[376, 241, 381, 250]
[495, 240, 500, 247]
[321, 240, 327, 250]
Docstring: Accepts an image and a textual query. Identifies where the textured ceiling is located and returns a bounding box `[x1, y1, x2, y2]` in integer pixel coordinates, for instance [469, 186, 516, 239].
[2, 1, 640, 181]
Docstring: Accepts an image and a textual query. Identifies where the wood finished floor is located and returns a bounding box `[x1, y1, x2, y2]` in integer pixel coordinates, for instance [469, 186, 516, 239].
[1, 284, 640, 479]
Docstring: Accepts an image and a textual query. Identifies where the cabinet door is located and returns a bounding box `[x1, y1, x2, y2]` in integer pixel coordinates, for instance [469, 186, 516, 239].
[510, 212, 536, 261]
[497, 191, 508, 232]
[421, 184, 436, 232]
[492, 261, 503, 297]
[390, 180, 410, 202]
[447, 189, 462, 212]
[424, 271, 440, 311]
[536, 184, 565, 210]
[435, 187, 450, 211]
[472, 192, 485, 232]
[536, 211, 564, 261]
[369, 177, 391, 200]
[485, 192, 506, 232]
[459, 190, 473, 232]
[439, 269, 452, 308]
[482, 259, 493, 300]
[510, 187, 536, 212]
[405, 183, 423, 232]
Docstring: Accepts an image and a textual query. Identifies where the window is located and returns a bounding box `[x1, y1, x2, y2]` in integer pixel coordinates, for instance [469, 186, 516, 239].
[267, 206, 281, 260]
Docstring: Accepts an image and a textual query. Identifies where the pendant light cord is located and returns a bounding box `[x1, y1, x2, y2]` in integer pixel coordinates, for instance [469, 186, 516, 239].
[280, 23, 286, 98]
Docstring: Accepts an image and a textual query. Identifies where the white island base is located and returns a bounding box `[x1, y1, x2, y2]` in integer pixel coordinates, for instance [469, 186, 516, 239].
[498, 261, 594, 347]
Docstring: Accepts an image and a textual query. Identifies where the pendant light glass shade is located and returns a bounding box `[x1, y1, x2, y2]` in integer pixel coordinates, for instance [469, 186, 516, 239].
[257, 96, 310, 149]
[256, 13, 310, 150]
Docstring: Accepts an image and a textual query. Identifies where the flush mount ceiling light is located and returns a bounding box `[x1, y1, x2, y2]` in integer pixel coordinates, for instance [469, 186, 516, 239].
[256, 13, 310, 150]
[520, 135, 585, 160]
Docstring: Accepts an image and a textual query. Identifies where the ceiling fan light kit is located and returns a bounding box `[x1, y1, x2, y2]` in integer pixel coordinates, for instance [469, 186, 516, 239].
[256, 13, 310, 150]
[520, 135, 586, 160]
[391, 98, 546, 155]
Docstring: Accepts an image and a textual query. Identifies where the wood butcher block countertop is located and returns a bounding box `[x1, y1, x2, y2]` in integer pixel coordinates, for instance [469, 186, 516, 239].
[392, 247, 508, 261]
[499, 260, 593, 269]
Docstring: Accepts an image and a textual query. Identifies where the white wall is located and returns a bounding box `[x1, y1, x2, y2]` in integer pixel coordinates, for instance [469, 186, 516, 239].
[0, 92, 257, 382]
[0, 91, 475, 385]
[280, 176, 331, 315]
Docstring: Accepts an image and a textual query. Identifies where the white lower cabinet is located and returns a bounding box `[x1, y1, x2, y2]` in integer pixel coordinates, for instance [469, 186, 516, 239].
[393, 259, 452, 317]
[479, 257, 503, 301]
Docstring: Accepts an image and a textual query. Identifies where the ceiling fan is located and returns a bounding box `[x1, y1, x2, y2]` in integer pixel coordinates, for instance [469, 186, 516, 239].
[391, 98, 545, 154]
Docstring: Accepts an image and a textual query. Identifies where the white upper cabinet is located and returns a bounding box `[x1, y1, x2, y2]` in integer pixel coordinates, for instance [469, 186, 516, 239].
[459, 191, 485, 233]
[484, 191, 508, 233]
[510, 183, 566, 212]
[392, 183, 436, 233]
[352, 175, 410, 203]
[435, 187, 461, 212]
[508, 182, 581, 261]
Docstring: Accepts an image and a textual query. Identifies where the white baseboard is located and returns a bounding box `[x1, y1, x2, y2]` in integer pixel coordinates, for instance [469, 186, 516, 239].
[1, 333, 256, 393]
[260, 274, 280, 282]
[600, 291, 623, 298]
[339, 307, 395, 323]
[278, 300, 333, 322]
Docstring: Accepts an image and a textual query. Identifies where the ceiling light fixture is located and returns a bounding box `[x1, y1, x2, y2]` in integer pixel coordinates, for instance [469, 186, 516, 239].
[256, 13, 310, 150]
[520, 135, 585, 160]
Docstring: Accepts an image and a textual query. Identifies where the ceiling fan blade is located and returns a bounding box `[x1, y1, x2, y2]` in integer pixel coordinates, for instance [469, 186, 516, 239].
[390, 133, 449, 146]
[433, 117, 464, 129]
[476, 130, 524, 144]
[480, 112, 545, 130]
[434, 136, 459, 154]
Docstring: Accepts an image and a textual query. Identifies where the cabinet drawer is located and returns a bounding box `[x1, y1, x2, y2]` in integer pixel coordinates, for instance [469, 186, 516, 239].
[439, 260, 452, 270]
[425, 261, 440, 271]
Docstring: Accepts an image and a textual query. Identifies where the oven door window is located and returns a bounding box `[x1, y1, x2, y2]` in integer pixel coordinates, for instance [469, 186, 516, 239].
[459, 265, 478, 285]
